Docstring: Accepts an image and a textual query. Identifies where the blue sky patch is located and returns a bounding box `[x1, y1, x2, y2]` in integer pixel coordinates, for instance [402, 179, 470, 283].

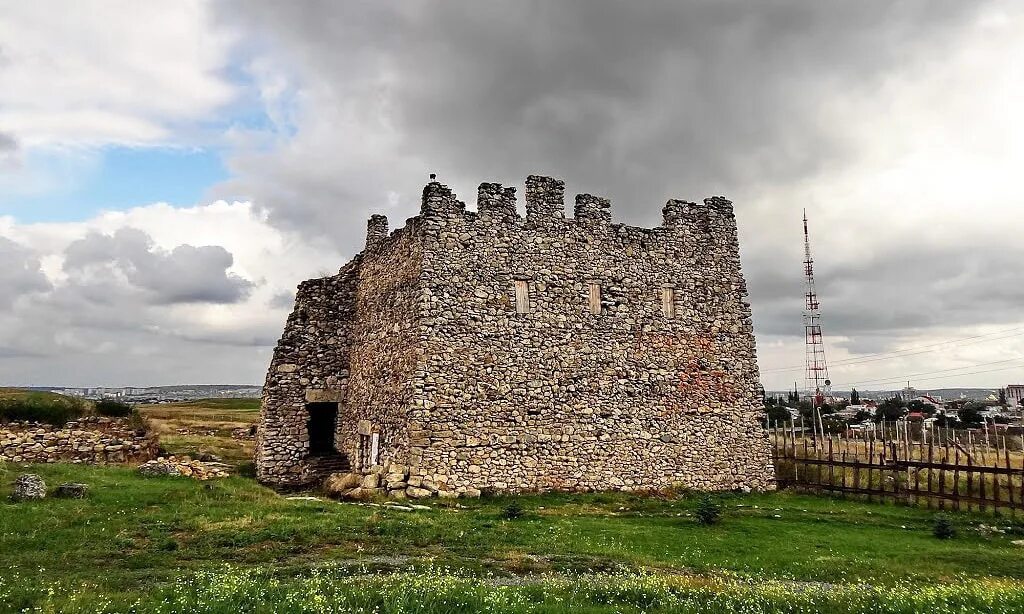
[0, 146, 229, 223]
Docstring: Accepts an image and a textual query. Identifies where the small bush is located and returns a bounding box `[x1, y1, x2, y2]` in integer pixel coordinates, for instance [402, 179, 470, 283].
[126, 409, 149, 432]
[94, 398, 133, 417]
[933, 514, 956, 539]
[501, 501, 525, 520]
[0, 396, 86, 425]
[694, 495, 722, 525]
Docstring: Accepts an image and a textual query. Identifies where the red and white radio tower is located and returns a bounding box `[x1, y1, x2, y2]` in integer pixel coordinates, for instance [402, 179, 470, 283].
[803, 210, 831, 410]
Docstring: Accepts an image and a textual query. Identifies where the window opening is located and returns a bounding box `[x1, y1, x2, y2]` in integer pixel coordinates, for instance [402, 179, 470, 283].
[589, 283, 602, 315]
[514, 280, 530, 313]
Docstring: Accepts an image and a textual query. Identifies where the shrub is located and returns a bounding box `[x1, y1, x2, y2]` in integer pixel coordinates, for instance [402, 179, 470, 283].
[501, 501, 525, 520]
[0, 396, 86, 425]
[694, 495, 722, 525]
[126, 409, 150, 432]
[94, 398, 133, 417]
[933, 514, 956, 539]
[236, 462, 257, 478]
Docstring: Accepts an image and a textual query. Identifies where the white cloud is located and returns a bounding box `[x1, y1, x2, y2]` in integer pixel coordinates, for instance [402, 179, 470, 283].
[0, 201, 343, 386]
[0, 0, 235, 149]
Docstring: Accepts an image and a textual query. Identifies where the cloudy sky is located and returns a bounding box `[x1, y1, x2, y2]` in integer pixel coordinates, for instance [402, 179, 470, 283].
[1, 0, 1022, 391]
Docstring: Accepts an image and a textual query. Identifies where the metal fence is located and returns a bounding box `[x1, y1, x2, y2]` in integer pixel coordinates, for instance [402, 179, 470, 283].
[770, 421, 1024, 513]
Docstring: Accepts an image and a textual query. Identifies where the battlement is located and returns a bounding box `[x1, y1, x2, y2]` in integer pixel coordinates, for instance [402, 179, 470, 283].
[525, 175, 565, 222]
[365, 214, 389, 249]
[357, 175, 743, 274]
[365, 175, 736, 245]
[420, 180, 466, 218]
[477, 182, 517, 222]
[574, 193, 611, 226]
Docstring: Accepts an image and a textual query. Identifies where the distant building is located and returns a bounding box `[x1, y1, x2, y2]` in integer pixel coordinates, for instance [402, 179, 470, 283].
[908, 395, 943, 412]
[899, 384, 918, 401]
[1005, 385, 1024, 409]
[839, 403, 871, 418]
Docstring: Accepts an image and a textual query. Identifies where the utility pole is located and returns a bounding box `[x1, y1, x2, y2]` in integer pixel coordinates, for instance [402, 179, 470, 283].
[803, 210, 830, 443]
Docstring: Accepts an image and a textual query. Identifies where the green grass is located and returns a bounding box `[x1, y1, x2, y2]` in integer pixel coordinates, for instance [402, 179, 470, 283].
[0, 388, 89, 425]
[2, 463, 1024, 611]
[0, 387, 70, 402]
[6, 568, 1023, 613]
[138, 400, 257, 467]
[170, 398, 262, 411]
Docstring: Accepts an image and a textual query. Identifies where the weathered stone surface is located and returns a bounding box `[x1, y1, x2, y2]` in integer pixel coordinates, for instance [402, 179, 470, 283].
[0, 417, 157, 465]
[138, 456, 228, 480]
[55, 482, 89, 498]
[406, 486, 432, 499]
[323, 472, 361, 495]
[255, 174, 775, 497]
[138, 458, 181, 477]
[11, 473, 46, 501]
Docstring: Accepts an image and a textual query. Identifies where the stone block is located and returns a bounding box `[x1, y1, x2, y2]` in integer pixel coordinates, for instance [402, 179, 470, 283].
[324, 472, 361, 495]
[55, 482, 89, 498]
[10, 473, 46, 501]
[406, 486, 432, 499]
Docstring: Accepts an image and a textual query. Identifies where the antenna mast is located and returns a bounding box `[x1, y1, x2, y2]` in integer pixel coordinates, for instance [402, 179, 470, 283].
[803, 210, 831, 410]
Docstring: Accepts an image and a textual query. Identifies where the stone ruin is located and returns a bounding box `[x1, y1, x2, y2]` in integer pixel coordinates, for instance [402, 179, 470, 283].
[255, 174, 775, 497]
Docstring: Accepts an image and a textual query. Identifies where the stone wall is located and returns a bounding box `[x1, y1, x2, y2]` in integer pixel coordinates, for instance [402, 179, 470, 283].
[0, 417, 157, 464]
[256, 220, 426, 486]
[340, 219, 424, 470]
[256, 265, 359, 485]
[256, 174, 774, 494]
[409, 177, 773, 494]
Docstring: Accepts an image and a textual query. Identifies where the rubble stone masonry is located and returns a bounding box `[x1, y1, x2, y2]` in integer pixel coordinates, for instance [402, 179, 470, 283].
[256, 174, 775, 495]
[0, 417, 157, 464]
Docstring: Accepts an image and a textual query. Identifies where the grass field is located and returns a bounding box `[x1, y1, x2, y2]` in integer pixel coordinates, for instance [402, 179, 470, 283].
[138, 399, 259, 468]
[3, 460, 1024, 612]
[0, 387, 70, 402]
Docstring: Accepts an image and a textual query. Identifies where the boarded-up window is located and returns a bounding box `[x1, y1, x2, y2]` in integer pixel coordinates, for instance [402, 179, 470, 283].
[662, 287, 675, 318]
[589, 283, 602, 315]
[514, 280, 530, 313]
[370, 432, 380, 465]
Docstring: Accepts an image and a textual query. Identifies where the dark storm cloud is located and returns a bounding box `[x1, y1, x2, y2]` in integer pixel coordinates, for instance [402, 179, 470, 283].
[747, 240, 1024, 350]
[216, 0, 977, 242]
[203, 0, 1024, 389]
[63, 228, 254, 305]
[212, 0, 1013, 351]
[0, 237, 52, 308]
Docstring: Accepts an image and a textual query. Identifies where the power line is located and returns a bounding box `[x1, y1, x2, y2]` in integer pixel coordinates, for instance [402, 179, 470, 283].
[831, 362, 1024, 390]
[760, 325, 1024, 374]
[832, 357, 1024, 388]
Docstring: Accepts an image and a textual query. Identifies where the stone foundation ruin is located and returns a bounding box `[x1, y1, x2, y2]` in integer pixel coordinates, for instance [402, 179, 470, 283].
[255, 174, 775, 496]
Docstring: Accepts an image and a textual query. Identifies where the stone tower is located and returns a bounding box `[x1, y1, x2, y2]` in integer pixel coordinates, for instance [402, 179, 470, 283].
[255, 174, 775, 496]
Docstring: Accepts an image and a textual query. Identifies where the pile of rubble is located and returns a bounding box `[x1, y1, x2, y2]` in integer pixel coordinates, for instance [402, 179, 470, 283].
[231, 426, 256, 440]
[137, 456, 230, 480]
[323, 461, 481, 500]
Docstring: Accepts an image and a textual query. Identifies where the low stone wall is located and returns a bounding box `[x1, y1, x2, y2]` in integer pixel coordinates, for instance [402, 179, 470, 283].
[0, 417, 158, 464]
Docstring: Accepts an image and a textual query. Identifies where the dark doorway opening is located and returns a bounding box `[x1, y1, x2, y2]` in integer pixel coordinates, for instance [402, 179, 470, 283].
[306, 402, 338, 456]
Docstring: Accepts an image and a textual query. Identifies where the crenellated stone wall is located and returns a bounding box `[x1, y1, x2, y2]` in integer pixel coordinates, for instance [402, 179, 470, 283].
[256, 174, 774, 494]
